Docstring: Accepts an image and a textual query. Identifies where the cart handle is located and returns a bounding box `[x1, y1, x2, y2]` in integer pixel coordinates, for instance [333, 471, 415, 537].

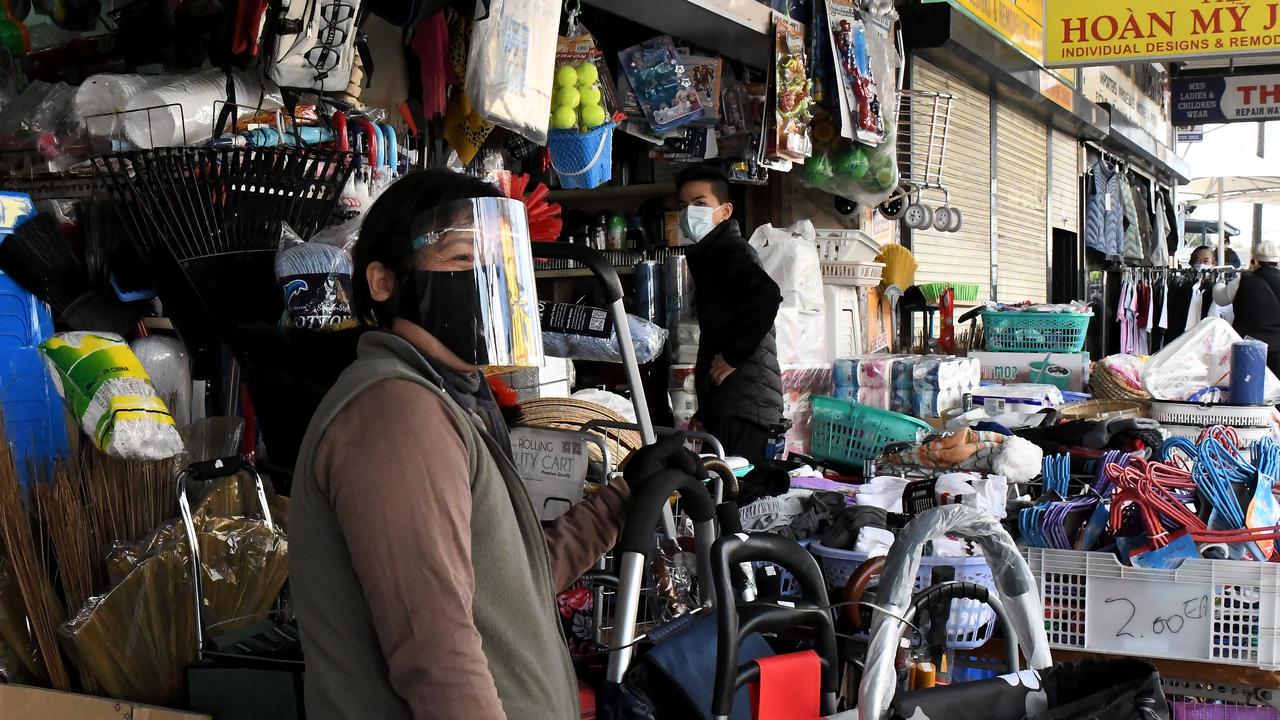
[905, 581, 1020, 673]
[617, 468, 716, 555]
[177, 456, 275, 656]
[842, 555, 887, 630]
[533, 240, 623, 302]
[710, 533, 838, 718]
[712, 604, 839, 719]
[859, 505, 1052, 720]
[581, 419, 728, 460]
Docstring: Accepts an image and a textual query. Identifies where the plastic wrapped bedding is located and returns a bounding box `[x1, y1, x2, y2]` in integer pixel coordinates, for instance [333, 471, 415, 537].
[859, 504, 1052, 720]
[543, 313, 667, 363]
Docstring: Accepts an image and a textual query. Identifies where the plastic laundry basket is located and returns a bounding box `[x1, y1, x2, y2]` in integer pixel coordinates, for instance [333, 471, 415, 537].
[547, 123, 614, 190]
[809, 541, 998, 649]
[809, 395, 931, 467]
[982, 311, 1092, 353]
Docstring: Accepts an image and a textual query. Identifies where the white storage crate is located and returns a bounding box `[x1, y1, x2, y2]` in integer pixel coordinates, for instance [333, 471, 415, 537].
[820, 260, 884, 287]
[1150, 399, 1279, 445]
[1026, 548, 1280, 669]
[810, 541, 996, 649]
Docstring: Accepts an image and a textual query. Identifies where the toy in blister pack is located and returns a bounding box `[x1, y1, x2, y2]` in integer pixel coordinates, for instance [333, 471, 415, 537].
[827, 0, 887, 146]
[772, 13, 813, 162]
[677, 52, 723, 124]
[719, 63, 749, 137]
[618, 35, 704, 132]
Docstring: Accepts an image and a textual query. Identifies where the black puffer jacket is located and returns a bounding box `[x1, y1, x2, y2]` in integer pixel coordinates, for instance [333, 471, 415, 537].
[685, 220, 784, 428]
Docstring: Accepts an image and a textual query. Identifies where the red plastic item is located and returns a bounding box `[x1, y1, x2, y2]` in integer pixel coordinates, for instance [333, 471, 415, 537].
[938, 287, 955, 353]
[750, 650, 822, 720]
[578, 681, 596, 719]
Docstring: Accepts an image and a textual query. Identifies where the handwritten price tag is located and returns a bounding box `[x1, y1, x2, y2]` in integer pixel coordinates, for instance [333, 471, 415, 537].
[1085, 577, 1210, 660]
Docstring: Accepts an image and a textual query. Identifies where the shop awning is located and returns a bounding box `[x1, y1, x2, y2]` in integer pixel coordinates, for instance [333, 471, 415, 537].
[1102, 108, 1192, 186]
[581, 0, 778, 69]
[1179, 154, 1280, 205]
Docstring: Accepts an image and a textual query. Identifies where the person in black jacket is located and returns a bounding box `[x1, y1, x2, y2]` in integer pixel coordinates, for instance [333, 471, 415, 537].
[675, 164, 784, 458]
[1233, 240, 1280, 376]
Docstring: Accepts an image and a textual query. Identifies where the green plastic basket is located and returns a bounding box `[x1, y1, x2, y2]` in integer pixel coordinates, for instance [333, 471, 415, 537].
[809, 395, 931, 467]
[982, 310, 1092, 353]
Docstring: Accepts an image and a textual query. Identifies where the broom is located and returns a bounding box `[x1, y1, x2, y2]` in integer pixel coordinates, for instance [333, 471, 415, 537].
[875, 243, 917, 350]
[0, 430, 72, 690]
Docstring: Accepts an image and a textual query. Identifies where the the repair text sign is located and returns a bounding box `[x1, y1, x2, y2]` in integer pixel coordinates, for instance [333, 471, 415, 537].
[1173, 73, 1280, 124]
[1046, 0, 1280, 66]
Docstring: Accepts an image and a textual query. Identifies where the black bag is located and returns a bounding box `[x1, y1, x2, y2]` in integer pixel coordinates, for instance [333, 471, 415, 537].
[891, 659, 1169, 720]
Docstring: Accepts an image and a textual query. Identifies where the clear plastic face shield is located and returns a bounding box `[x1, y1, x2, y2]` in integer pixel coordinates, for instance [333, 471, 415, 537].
[398, 197, 543, 368]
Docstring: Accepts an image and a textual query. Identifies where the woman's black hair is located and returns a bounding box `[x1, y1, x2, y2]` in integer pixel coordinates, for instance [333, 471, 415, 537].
[351, 169, 505, 328]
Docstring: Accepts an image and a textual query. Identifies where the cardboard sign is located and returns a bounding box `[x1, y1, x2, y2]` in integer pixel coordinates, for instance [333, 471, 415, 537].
[509, 427, 588, 521]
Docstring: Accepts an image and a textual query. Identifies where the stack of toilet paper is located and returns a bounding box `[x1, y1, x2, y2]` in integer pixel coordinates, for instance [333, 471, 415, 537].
[831, 356, 917, 412]
[911, 357, 981, 418]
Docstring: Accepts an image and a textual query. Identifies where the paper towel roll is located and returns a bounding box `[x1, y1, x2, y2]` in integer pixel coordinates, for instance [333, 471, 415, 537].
[123, 69, 282, 148]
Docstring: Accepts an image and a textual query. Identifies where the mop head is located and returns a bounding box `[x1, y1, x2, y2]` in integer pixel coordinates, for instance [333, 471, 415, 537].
[992, 435, 1043, 484]
[876, 243, 917, 290]
[39, 332, 184, 461]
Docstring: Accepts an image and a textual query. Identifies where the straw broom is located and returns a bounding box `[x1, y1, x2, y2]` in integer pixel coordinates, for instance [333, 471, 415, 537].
[0, 436, 72, 690]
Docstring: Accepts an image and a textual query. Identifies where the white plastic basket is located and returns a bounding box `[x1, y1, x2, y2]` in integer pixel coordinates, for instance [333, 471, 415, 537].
[1150, 399, 1279, 445]
[1026, 548, 1280, 669]
[820, 260, 884, 287]
[810, 540, 995, 649]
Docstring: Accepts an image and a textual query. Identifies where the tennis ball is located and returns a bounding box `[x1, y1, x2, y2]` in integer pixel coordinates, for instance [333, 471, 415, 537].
[576, 61, 599, 85]
[581, 103, 607, 128]
[579, 85, 602, 107]
[874, 166, 896, 190]
[555, 65, 578, 88]
[832, 145, 869, 179]
[555, 85, 581, 109]
[551, 106, 578, 130]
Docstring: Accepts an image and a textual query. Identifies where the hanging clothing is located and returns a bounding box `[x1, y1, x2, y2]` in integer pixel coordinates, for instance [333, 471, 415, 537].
[1186, 283, 1205, 331]
[1118, 174, 1145, 265]
[1164, 279, 1193, 343]
[1150, 191, 1170, 268]
[1084, 161, 1124, 259]
[1129, 175, 1155, 261]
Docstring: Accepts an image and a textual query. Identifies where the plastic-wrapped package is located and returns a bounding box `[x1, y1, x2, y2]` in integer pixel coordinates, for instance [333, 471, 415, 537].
[1142, 317, 1280, 401]
[65, 515, 288, 707]
[122, 69, 283, 148]
[543, 313, 667, 363]
[73, 73, 173, 138]
[40, 332, 184, 460]
[0, 80, 78, 158]
[275, 220, 358, 332]
[465, 0, 558, 145]
[649, 536, 697, 621]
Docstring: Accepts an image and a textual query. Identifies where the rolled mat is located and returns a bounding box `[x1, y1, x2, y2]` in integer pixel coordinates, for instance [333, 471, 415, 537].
[634, 260, 664, 326]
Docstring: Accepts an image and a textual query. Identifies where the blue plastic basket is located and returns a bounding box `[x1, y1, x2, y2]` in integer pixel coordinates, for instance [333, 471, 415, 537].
[982, 311, 1092, 353]
[547, 123, 614, 190]
[809, 395, 931, 467]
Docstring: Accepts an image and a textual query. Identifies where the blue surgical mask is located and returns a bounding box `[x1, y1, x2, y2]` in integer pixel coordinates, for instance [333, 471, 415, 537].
[679, 204, 724, 243]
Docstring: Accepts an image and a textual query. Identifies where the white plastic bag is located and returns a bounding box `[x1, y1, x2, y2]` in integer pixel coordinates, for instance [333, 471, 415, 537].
[465, 0, 558, 145]
[1142, 317, 1280, 401]
[749, 219, 823, 312]
[570, 388, 637, 423]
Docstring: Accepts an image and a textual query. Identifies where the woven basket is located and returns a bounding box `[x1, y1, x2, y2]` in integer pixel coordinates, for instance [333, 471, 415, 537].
[1056, 399, 1148, 422]
[517, 397, 642, 468]
[1090, 366, 1150, 401]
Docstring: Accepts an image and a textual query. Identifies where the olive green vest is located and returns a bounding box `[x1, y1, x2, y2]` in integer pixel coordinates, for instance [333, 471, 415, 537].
[290, 331, 577, 719]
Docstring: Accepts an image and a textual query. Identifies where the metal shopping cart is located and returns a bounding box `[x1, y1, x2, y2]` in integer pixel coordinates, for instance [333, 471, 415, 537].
[878, 89, 961, 234]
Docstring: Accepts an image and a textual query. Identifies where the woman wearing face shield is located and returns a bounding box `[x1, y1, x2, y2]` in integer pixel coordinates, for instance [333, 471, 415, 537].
[289, 169, 699, 719]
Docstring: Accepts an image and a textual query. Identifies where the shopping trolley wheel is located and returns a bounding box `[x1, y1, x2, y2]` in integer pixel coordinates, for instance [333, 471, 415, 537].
[878, 188, 909, 220]
[903, 203, 933, 229]
[833, 195, 858, 216]
[946, 207, 964, 232]
[931, 206, 952, 232]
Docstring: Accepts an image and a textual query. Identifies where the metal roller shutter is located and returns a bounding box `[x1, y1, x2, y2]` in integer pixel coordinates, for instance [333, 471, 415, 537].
[995, 102, 1048, 303]
[909, 60, 992, 301]
[1050, 130, 1079, 232]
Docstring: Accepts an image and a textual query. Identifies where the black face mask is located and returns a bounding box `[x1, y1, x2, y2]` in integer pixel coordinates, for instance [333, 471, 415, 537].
[397, 270, 489, 365]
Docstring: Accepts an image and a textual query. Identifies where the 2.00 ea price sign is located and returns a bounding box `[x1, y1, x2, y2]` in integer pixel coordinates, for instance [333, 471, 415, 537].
[1086, 576, 1212, 660]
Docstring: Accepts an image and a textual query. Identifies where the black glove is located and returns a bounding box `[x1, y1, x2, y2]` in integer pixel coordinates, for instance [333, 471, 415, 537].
[622, 432, 703, 494]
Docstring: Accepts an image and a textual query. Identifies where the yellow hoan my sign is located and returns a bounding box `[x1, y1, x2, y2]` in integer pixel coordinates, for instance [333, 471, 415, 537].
[1046, 0, 1280, 66]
